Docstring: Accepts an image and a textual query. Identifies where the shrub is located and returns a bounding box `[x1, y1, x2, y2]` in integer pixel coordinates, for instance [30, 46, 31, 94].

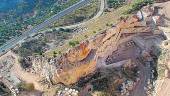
[84, 35, 88, 38]
[53, 54, 57, 57]
[52, 28, 56, 32]
[64, 28, 71, 32]
[107, 0, 126, 9]
[93, 31, 96, 33]
[53, 51, 57, 55]
[59, 28, 65, 31]
[17, 83, 35, 91]
[53, 51, 57, 57]
[106, 23, 110, 26]
[75, 40, 79, 44]
[58, 51, 62, 54]
[69, 41, 76, 47]
[68, 40, 79, 47]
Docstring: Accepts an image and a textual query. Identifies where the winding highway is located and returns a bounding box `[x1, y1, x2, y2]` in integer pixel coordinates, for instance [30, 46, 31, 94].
[0, 0, 91, 56]
[38, 0, 105, 37]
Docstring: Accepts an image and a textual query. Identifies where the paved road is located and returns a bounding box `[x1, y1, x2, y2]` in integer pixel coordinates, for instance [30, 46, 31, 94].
[41, 0, 105, 34]
[63, 0, 105, 28]
[0, 0, 91, 56]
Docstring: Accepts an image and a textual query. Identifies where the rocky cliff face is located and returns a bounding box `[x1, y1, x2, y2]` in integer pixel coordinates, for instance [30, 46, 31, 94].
[22, 5, 166, 86]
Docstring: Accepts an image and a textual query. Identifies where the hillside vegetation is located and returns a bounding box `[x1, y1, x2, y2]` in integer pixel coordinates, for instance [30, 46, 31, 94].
[0, 0, 79, 46]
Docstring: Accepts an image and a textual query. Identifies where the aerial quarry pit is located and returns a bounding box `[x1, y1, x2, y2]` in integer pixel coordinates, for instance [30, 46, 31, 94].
[1, 1, 170, 96]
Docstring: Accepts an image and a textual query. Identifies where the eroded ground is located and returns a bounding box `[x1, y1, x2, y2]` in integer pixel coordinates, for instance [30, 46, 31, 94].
[0, 1, 170, 96]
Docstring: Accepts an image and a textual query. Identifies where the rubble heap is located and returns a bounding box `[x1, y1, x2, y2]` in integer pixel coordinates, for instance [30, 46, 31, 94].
[57, 87, 79, 96]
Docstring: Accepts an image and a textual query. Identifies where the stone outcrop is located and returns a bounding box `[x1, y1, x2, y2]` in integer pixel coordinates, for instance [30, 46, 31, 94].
[52, 60, 96, 85]
[58, 41, 91, 64]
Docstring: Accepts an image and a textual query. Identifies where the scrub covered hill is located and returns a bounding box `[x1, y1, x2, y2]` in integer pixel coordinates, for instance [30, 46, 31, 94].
[0, 0, 79, 46]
